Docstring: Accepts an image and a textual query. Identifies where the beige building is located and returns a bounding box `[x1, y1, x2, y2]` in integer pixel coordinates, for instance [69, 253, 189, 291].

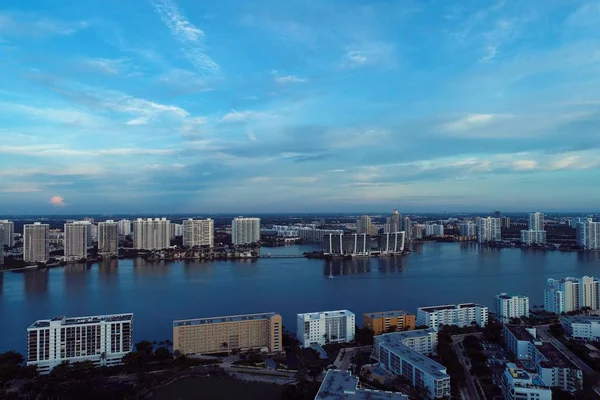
[363, 310, 416, 335]
[173, 312, 282, 355]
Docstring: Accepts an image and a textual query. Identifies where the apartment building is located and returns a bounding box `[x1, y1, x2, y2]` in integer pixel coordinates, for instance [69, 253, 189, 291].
[182, 218, 214, 247]
[297, 310, 355, 347]
[316, 370, 408, 399]
[374, 329, 450, 399]
[477, 217, 501, 243]
[0, 220, 14, 247]
[64, 221, 89, 262]
[173, 312, 282, 355]
[504, 325, 541, 361]
[23, 222, 49, 263]
[132, 218, 170, 250]
[544, 276, 600, 314]
[495, 293, 530, 323]
[416, 303, 488, 331]
[98, 220, 119, 257]
[501, 363, 552, 400]
[561, 315, 600, 340]
[363, 310, 416, 335]
[27, 314, 133, 374]
[231, 217, 260, 245]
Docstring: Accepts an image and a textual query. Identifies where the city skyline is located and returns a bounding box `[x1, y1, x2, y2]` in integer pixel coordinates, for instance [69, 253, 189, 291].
[2, 1, 600, 213]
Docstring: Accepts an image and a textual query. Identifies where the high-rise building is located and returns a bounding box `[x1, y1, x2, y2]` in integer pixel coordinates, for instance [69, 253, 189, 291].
[459, 222, 476, 237]
[529, 212, 545, 231]
[183, 218, 214, 248]
[501, 363, 552, 400]
[64, 221, 89, 262]
[477, 217, 501, 243]
[496, 293, 530, 323]
[356, 215, 373, 235]
[403, 216, 411, 239]
[132, 218, 171, 250]
[27, 314, 133, 374]
[544, 276, 600, 314]
[117, 219, 131, 236]
[390, 209, 401, 233]
[0, 220, 15, 247]
[23, 222, 49, 263]
[363, 310, 416, 335]
[0, 226, 4, 266]
[520, 230, 547, 245]
[501, 216, 511, 228]
[173, 312, 282, 355]
[576, 221, 600, 250]
[417, 303, 489, 331]
[231, 217, 260, 245]
[425, 223, 444, 236]
[412, 224, 423, 239]
[297, 310, 355, 347]
[98, 220, 119, 257]
[169, 223, 183, 239]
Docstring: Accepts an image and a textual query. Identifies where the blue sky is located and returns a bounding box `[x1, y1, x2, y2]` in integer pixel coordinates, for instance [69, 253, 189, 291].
[1, 0, 600, 214]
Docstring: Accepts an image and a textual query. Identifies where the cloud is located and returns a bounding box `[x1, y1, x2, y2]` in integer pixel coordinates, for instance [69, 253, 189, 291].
[0, 13, 88, 38]
[221, 110, 263, 122]
[49, 195, 66, 206]
[274, 75, 307, 84]
[151, 0, 219, 73]
[0, 144, 174, 157]
[344, 51, 369, 67]
[440, 114, 500, 132]
[81, 57, 135, 75]
[341, 42, 395, 68]
[125, 117, 149, 126]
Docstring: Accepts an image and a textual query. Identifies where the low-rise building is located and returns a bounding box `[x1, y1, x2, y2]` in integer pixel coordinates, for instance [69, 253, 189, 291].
[297, 310, 355, 347]
[561, 315, 600, 340]
[374, 329, 450, 399]
[27, 314, 133, 374]
[315, 370, 408, 399]
[496, 293, 530, 324]
[501, 363, 552, 400]
[363, 310, 416, 335]
[533, 342, 583, 392]
[504, 325, 541, 360]
[173, 312, 282, 355]
[416, 303, 488, 331]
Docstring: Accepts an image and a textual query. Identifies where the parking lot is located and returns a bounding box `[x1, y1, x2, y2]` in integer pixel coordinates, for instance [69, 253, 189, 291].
[481, 342, 511, 388]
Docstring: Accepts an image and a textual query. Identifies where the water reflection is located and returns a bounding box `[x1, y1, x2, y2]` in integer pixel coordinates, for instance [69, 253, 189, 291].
[577, 251, 600, 263]
[133, 258, 170, 276]
[376, 256, 404, 273]
[324, 258, 371, 276]
[64, 263, 90, 291]
[98, 259, 119, 283]
[24, 269, 48, 295]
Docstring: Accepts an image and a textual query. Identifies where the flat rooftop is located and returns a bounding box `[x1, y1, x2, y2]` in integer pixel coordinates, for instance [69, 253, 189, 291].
[418, 303, 483, 312]
[316, 370, 408, 400]
[377, 335, 448, 380]
[364, 310, 413, 319]
[506, 325, 536, 341]
[298, 310, 354, 320]
[29, 314, 133, 329]
[536, 342, 578, 369]
[174, 312, 278, 327]
[376, 328, 436, 342]
[562, 315, 600, 324]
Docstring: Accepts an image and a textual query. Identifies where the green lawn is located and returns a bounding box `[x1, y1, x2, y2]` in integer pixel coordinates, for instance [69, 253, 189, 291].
[151, 377, 286, 400]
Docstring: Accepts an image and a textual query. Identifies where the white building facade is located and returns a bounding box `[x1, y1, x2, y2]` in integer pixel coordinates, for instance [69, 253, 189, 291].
[0, 220, 14, 247]
[64, 221, 89, 262]
[297, 310, 355, 347]
[182, 218, 214, 247]
[231, 217, 260, 245]
[132, 218, 171, 250]
[23, 222, 50, 263]
[117, 219, 131, 236]
[425, 224, 444, 236]
[576, 221, 600, 250]
[417, 303, 488, 331]
[27, 314, 134, 374]
[98, 220, 119, 257]
[459, 222, 476, 237]
[520, 230, 547, 245]
[477, 217, 501, 243]
[544, 276, 600, 314]
[501, 363, 552, 400]
[561, 316, 600, 340]
[496, 293, 530, 323]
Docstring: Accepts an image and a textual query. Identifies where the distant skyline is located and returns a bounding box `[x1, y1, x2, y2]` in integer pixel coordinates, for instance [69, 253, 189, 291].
[1, 0, 600, 213]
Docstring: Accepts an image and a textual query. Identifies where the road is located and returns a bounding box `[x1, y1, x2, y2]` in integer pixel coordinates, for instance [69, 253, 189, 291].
[536, 326, 596, 376]
[334, 346, 372, 372]
[451, 339, 481, 400]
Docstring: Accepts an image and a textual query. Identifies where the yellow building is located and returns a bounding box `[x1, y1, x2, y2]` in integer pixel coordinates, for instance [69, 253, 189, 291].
[173, 312, 282, 355]
[363, 310, 416, 335]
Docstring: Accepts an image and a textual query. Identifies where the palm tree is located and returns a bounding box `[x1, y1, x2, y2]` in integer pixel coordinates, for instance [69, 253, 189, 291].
[222, 342, 228, 350]
[100, 352, 107, 366]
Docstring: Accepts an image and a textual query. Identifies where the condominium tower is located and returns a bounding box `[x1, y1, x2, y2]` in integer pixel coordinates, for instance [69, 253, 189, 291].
[0, 220, 14, 247]
[98, 220, 119, 256]
[459, 222, 476, 237]
[363, 310, 416, 335]
[576, 221, 600, 250]
[496, 293, 530, 323]
[297, 310, 355, 347]
[544, 276, 600, 314]
[117, 219, 131, 236]
[182, 218, 214, 247]
[417, 303, 489, 331]
[231, 217, 260, 245]
[529, 212, 545, 231]
[64, 221, 89, 262]
[173, 312, 282, 355]
[390, 209, 401, 233]
[132, 218, 171, 250]
[27, 314, 133, 374]
[23, 222, 49, 263]
[356, 215, 374, 235]
[477, 217, 501, 243]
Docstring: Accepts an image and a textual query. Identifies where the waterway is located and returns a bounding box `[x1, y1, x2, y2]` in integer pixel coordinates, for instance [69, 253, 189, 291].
[2, 242, 600, 354]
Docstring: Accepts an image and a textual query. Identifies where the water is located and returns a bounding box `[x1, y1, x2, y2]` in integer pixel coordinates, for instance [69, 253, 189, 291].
[2, 242, 600, 354]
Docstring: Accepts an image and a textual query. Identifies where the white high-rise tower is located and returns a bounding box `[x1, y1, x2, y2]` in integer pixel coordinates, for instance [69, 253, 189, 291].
[24, 222, 50, 263]
[98, 220, 119, 256]
[231, 217, 260, 245]
[64, 221, 89, 262]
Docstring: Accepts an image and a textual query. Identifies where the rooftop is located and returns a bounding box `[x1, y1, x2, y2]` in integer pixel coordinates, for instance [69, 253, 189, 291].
[418, 303, 484, 312]
[376, 328, 436, 342]
[364, 310, 413, 319]
[298, 310, 354, 320]
[505, 325, 536, 341]
[562, 315, 600, 324]
[316, 370, 408, 400]
[497, 293, 528, 300]
[173, 312, 279, 327]
[536, 342, 578, 369]
[29, 314, 133, 329]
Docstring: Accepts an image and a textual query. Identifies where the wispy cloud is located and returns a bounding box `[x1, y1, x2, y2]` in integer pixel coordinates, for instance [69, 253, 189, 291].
[440, 114, 501, 132]
[0, 13, 88, 38]
[221, 110, 265, 122]
[150, 0, 219, 73]
[274, 75, 307, 84]
[80, 57, 136, 76]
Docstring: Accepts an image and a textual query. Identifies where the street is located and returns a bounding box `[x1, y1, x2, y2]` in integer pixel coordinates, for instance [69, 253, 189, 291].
[536, 326, 596, 376]
[451, 337, 481, 400]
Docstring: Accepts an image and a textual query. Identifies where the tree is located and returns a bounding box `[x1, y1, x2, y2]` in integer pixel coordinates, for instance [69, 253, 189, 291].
[135, 340, 154, 356]
[154, 347, 172, 361]
[222, 342, 228, 350]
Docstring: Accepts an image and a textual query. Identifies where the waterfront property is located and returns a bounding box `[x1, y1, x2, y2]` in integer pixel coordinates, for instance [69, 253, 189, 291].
[132, 218, 171, 250]
[27, 314, 133, 374]
[561, 315, 600, 340]
[315, 369, 408, 399]
[501, 363, 552, 400]
[495, 293, 530, 324]
[544, 276, 600, 314]
[182, 218, 214, 248]
[63, 221, 90, 262]
[504, 325, 541, 361]
[98, 220, 119, 257]
[363, 310, 416, 335]
[416, 303, 488, 331]
[373, 329, 450, 399]
[173, 312, 281, 355]
[231, 217, 261, 245]
[297, 310, 355, 348]
[23, 222, 49, 263]
[321, 232, 405, 256]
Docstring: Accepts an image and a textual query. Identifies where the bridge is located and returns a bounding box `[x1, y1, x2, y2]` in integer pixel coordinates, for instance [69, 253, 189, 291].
[260, 254, 305, 258]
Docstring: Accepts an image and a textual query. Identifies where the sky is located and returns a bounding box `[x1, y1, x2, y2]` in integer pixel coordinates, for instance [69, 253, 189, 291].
[1, 0, 600, 214]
